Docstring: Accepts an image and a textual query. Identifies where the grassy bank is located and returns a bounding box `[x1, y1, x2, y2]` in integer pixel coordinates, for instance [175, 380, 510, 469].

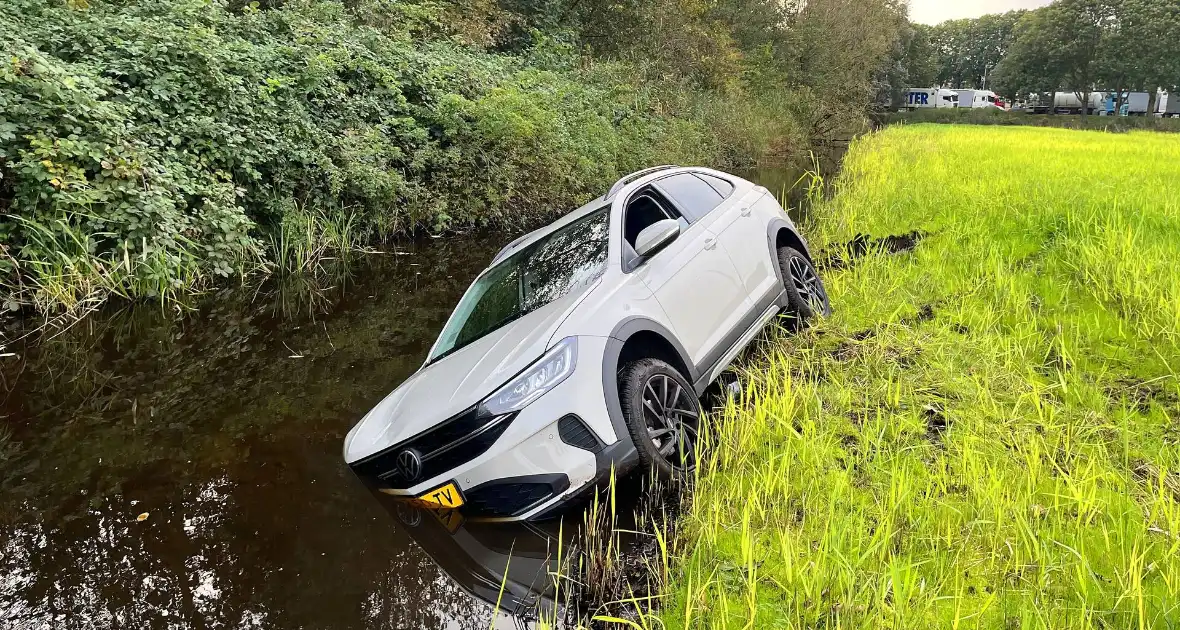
[663, 125, 1180, 628]
[882, 107, 1180, 133]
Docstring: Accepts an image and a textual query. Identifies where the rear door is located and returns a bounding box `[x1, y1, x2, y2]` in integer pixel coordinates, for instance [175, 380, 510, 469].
[655, 172, 778, 308]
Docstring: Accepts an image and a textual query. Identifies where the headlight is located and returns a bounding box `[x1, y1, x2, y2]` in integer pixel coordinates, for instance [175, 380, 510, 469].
[481, 337, 577, 415]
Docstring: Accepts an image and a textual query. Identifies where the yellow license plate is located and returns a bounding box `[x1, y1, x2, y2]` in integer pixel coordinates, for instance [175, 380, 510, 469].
[414, 482, 465, 509]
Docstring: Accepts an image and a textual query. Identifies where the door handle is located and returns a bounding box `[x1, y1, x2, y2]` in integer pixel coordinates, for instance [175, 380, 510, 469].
[703, 237, 717, 250]
[740, 206, 752, 217]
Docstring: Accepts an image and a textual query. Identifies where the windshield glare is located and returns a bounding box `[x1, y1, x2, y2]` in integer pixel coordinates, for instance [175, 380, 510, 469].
[428, 209, 610, 363]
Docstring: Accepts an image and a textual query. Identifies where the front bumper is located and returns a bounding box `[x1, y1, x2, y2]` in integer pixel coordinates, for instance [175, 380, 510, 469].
[350, 336, 625, 521]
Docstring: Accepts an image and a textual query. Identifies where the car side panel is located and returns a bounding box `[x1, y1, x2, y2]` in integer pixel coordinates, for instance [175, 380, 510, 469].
[717, 187, 782, 307]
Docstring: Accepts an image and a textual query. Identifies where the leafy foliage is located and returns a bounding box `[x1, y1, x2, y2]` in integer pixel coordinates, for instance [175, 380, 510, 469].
[896, 0, 1180, 112]
[992, 0, 1180, 114]
[920, 11, 1026, 89]
[0, 0, 906, 313]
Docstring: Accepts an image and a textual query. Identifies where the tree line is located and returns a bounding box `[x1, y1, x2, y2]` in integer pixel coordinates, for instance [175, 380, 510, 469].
[897, 0, 1180, 116]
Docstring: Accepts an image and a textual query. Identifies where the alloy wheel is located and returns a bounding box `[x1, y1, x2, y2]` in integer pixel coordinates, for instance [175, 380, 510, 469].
[789, 257, 828, 314]
[639, 373, 700, 470]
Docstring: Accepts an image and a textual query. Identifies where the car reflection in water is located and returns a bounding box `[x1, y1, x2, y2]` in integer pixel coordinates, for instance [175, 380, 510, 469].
[373, 490, 573, 625]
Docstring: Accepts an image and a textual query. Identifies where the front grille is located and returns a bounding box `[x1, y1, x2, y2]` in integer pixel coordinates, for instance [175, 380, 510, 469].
[464, 475, 571, 517]
[558, 415, 603, 453]
[350, 406, 518, 490]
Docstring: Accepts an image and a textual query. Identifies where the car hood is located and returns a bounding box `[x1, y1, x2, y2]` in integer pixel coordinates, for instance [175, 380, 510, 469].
[343, 282, 595, 464]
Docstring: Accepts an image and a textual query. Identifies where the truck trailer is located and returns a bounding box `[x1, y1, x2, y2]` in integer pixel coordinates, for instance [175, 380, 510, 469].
[903, 88, 959, 110]
[1158, 91, 1180, 117]
[1122, 92, 1150, 115]
[953, 89, 1001, 109]
[1052, 92, 1106, 114]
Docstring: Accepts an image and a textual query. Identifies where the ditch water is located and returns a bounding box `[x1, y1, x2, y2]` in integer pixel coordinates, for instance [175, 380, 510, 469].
[0, 153, 845, 630]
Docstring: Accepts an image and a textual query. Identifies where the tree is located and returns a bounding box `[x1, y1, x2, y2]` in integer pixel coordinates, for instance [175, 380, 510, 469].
[991, 0, 1117, 120]
[991, 8, 1065, 107]
[1103, 0, 1180, 111]
[903, 23, 940, 88]
[925, 11, 1025, 88]
[785, 0, 908, 125]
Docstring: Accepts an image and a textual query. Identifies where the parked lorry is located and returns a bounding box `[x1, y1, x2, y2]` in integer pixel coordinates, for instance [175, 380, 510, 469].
[903, 88, 959, 110]
[1158, 91, 1180, 117]
[1026, 91, 1150, 115]
[1122, 92, 1149, 115]
[1100, 92, 1149, 116]
[954, 89, 1001, 109]
[1052, 92, 1106, 114]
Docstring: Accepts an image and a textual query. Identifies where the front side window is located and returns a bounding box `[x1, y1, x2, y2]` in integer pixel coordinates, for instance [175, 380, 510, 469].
[624, 192, 682, 248]
[429, 209, 609, 362]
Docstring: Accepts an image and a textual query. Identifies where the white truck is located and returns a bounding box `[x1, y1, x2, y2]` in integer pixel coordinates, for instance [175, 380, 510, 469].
[954, 89, 1001, 109]
[1157, 91, 1180, 117]
[903, 88, 959, 110]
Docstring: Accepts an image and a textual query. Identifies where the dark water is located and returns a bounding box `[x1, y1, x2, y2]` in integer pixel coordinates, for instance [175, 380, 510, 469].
[0, 161, 842, 630]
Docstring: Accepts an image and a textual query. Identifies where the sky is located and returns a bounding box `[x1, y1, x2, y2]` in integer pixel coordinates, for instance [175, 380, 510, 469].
[909, 0, 1054, 25]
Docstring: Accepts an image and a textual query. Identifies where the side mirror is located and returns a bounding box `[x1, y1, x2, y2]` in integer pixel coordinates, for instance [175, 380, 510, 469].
[634, 219, 681, 258]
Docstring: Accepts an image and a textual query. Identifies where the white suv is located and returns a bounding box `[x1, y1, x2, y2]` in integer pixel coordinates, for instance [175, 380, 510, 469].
[344, 166, 830, 521]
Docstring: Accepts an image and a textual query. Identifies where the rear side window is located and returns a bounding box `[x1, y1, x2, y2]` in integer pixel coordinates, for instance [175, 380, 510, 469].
[654, 173, 724, 221]
[695, 174, 734, 198]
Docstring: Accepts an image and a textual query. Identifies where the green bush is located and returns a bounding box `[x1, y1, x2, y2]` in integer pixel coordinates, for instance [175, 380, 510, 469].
[0, 0, 813, 312]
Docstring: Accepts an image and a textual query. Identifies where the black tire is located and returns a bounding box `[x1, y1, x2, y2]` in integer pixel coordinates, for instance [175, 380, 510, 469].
[618, 359, 701, 480]
[778, 246, 831, 322]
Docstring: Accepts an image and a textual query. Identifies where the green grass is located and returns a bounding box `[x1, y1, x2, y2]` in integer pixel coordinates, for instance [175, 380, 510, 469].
[660, 125, 1180, 629]
[882, 107, 1180, 133]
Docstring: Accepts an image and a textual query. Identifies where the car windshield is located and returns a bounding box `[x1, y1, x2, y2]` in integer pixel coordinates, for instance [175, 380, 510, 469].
[428, 208, 610, 363]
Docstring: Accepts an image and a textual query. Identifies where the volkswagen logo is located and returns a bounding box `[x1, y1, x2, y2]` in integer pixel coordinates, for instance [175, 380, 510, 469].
[396, 449, 423, 482]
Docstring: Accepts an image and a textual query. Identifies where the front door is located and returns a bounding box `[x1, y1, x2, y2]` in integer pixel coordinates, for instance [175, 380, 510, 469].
[624, 188, 749, 369]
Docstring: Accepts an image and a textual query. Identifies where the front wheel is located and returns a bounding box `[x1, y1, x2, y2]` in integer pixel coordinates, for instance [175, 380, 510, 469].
[618, 359, 701, 480]
[778, 246, 831, 322]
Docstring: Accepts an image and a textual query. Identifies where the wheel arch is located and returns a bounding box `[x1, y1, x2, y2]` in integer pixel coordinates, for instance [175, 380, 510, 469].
[770, 219, 814, 263]
[768, 220, 814, 289]
[606, 317, 697, 385]
[596, 317, 699, 476]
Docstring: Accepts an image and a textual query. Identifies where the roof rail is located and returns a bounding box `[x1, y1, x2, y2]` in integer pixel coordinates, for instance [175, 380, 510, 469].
[606, 165, 680, 200]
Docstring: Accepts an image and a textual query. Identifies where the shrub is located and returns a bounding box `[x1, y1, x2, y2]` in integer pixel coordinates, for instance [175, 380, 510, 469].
[0, 0, 820, 312]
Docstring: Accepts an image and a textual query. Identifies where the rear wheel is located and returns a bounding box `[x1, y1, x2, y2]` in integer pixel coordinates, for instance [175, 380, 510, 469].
[778, 246, 831, 322]
[618, 359, 701, 480]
